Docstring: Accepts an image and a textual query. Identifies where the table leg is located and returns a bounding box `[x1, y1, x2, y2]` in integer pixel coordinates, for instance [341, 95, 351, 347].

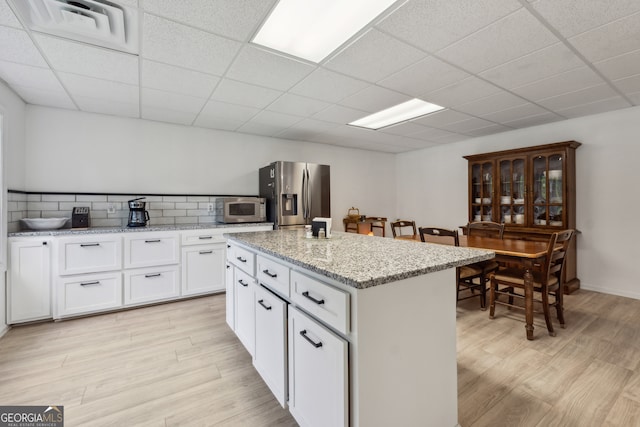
[524, 267, 534, 340]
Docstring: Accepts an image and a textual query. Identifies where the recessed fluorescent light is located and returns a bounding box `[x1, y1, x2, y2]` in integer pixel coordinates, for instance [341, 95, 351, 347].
[252, 0, 397, 63]
[349, 99, 445, 130]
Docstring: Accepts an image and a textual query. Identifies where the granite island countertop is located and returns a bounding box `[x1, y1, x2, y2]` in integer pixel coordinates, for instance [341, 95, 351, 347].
[9, 222, 273, 237]
[224, 229, 494, 289]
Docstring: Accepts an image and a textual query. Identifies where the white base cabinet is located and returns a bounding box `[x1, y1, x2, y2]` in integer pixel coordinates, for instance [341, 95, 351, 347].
[56, 272, 122, 317]
[225, 262, 235, 330]
[8, 239, 52, 323]
[124, 265, 180, 306]
[181, 243, 226, 296]
[234, 268, 256, 356]
[254, 284, 288, 408]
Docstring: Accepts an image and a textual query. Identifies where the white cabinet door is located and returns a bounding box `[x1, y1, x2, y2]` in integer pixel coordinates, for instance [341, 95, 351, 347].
[234, 268, 256, 356]
[124, 232, 179, 269]
[288, 306, 348, 427]
[57, 235, 122, 275]
[123, 265, 180, 305]
[225, 262, 235, 330]
[56, 272, 122, 318]
[254, 284, 288, 408]
[181, 242, 226, 296]
[8, 239, 51, 323]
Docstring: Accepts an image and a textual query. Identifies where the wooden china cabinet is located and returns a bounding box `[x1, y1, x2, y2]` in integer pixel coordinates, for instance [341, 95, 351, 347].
[464, 141, 581, 293]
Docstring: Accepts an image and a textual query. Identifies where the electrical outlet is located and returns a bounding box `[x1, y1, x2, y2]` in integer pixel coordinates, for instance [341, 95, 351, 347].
[207, 203, 214, 212]
[107, 203, 116, 214]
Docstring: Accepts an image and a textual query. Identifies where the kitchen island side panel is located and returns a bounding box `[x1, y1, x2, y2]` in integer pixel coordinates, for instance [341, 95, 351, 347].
[350, 269, 458, 427]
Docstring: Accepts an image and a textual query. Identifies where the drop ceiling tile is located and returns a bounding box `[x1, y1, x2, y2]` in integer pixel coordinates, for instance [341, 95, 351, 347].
[249, 110, 303, 128]
[394, 137, 440, 150]
[378, 121, 430, 137]
[407, 126, 461, 141]
[628, 92, 640, 105]
[480, 43, 585, 89]
[537, 84, 621, 111]
[199, 100, 260, 122]
[237, 121, 289, 138]
[613, 74, 640, 95]
[569, 12, 640, 63]
[33, 34, 138, 84]
[141, 60, 220, 98]
[11, 84, 76, 109]
[141, 88, 208, 113]
[0, 60, 62, 91]
[594, 49, 640, 81]
[429, 133, 470, 144]
[511, 67, 604, 101]
[423, 77, 502, 108]
[226, 45, 315, 91]
[340, 85, 411, 113]
[289, 68, 369, 103]
[439, 116, 498, 133]
[502, 112, 564, 128]
[454, 92, 527, 116]
[143, 0, 276, 41]
[58, 73, 138, 104]
[324, 28, 424, 83]
[378, 56, 470, 97]
[275, 119, 339, 140]
[194, 115, 244, 131]
[0, 1, 21, 28]
[142, 107, 198, 125]
[412, 109, 475, 128]
[554, 96, 631, 118]
[0, 27, 47, 67]
[312, 104, 369, 124]
[438, 9, 558, 73]
[464, 123, 512, 137]
[74, 96, 139, 118]
[111, 0, 138, 7]
[210, 79, 282, 109]
[266, 93, 330, 117]
[376, 0, 521, 52]
[531, 0, 640, 38]
[143, 13, 241, 75]
[479, 103, 550, 124]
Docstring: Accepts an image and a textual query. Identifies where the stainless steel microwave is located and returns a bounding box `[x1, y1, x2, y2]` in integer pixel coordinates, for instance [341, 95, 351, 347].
[216, 197, 266, 223]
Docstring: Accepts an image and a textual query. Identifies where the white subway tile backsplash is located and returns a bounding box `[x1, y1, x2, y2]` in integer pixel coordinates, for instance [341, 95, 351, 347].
[107, 195, 133, 202]
[198, 216, 217, 224]
[150, 202, 175, 210]
[76, 195, 107, 202]
[149, 217, 175, 225]
[175, 202, 198, 209]
[91, 210, 108, 219]
[187, 209, 208, 216]
[187, 196, 209, 202]
[11, 212, 24, 222]
[91, 218, 123, 227]
[163, 196, 187, 202]
[7, 201, 18, 211]
[42, 194, 75, 202]
[175, 216, 197, 224]
[59, 202, 83, 211]
[8, 192, 26, 201]
[141, 196, 163, 202]
[27, 194, 42, 202]
[162, 209, 187, 217]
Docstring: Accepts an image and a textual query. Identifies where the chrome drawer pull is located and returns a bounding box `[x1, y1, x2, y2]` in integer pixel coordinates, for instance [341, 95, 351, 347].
[262, 269, 277, 278]
[80, 243, 100, 247]
[302, 291, 325, 305]
[238, 279, 248, 287]
[145, 239, 161, 243]
[80, 281, 100, 286]
[236, 256, 247, 263]
[199, 250, 213, 255]
[198, 236, 213, 240]
[258, 299, 272, 311]
[300, 330, 323, 348]
[145, 273, 161, 278]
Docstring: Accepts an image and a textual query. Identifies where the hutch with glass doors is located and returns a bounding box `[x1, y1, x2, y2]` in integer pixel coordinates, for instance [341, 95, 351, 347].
[464, 141, 580, 293]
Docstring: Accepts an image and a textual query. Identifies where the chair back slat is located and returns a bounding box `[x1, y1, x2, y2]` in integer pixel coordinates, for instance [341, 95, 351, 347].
[466, 221, 504, 239]
[418, 227, 459, 246]
[391, 220, 417, 238]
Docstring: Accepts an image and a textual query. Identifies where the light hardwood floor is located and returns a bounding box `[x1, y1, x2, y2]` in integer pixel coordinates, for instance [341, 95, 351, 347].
[0, 290, 639, 426]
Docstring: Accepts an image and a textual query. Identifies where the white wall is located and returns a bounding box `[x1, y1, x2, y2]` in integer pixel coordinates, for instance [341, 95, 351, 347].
[0, 80, 26, 336]
[396, 105, 640, 299]
[24, 106, 397, 229]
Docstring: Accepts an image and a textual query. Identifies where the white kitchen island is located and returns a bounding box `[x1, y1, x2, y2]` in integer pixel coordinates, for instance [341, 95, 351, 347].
[224, 229, 494, 427]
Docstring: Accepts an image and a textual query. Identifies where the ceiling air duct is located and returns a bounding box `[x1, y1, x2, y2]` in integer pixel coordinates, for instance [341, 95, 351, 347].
[9, 0, 138, 54]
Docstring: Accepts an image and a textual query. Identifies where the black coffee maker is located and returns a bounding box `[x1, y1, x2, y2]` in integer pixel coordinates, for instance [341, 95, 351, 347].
[128, 197, 149, 227]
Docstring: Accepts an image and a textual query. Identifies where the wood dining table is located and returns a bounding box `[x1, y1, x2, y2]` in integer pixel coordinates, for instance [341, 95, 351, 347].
[396, 234, 552, 340]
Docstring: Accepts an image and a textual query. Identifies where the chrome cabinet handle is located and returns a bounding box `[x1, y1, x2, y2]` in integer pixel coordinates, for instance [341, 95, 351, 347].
[258, 299, 272, 311]
[300, 329, 322, 348]
[302, 291, 325, 305]
[238, 279, 248, 287]
[145, 239, 161, 243]
[80, 243, 100, 247]
[145, 273, 161, 278]
[262, 269, 277, 278]
[199, 250, 213, 255]
[198, 236, 213, 240]
[80, 281, 100, 286]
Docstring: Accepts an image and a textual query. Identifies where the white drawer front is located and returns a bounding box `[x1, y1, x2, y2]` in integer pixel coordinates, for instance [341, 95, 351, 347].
[124, 265, 180, 305]
[58, 236, 122, 275]
[256, 255, 290, 298]
[181, 229, 225, 246]
[290, 270, 350, 335]
[124, 232, 179, 269]
[231, 245, 255, 276]
[57, 272, 122, 317]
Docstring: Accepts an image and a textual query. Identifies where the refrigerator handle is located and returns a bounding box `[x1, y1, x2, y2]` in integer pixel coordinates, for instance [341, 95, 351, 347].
[302, 169, 307, 220]
[306, 168, 311, 218]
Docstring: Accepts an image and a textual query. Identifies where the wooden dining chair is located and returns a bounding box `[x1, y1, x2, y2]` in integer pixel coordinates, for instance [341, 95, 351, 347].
[366, 216, 387, 237]
[391, 220, 417, 238]
[489, 229, 574, 336]
[465, 222, 504, 293]
[419, 227, 486, 308]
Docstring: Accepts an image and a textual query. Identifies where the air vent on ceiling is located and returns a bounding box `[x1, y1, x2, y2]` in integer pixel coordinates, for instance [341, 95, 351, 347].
[10, 0, 138, 54]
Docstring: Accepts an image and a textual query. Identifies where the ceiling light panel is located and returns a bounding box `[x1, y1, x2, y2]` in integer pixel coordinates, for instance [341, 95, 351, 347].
[252, 0, 397, 63]
[349, 99, 445, 130]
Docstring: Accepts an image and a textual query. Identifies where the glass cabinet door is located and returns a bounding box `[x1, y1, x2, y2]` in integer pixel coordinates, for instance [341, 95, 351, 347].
[532, 153, 564, 227]
[498, 158, 525, 225]
[471, 161, 493, 222]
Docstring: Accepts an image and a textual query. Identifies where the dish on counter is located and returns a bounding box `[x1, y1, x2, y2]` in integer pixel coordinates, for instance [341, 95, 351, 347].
[21, 217, 68, 230]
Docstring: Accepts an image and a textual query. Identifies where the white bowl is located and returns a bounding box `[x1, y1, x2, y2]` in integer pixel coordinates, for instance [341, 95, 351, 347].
[548, 170, 562, 180]
[500, 196, 511, 204]
[474, 198, 481, 204]
[515, 214, 525, 224]
[482, 198, 491, 204]
[21, 217, 68, 230]
[474, 215, 481, 221]
[482, 215, 492, 221]
[514, 198, 524, 204]
[550, 220, 563, 226]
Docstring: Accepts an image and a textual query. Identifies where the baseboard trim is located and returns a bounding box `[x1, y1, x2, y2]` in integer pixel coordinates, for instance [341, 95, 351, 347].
[580, 283, 640, 301]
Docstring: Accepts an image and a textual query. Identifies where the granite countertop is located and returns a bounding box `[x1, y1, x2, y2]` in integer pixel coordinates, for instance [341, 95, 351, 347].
[224, 229, 495, 289]
[9, 222, 273, 237]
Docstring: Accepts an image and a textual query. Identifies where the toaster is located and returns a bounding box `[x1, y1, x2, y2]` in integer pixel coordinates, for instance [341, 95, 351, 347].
[71, 207, 90, 228]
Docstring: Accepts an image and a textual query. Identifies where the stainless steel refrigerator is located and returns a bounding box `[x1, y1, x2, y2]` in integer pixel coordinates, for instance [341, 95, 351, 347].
[259, 161, 330, 229]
